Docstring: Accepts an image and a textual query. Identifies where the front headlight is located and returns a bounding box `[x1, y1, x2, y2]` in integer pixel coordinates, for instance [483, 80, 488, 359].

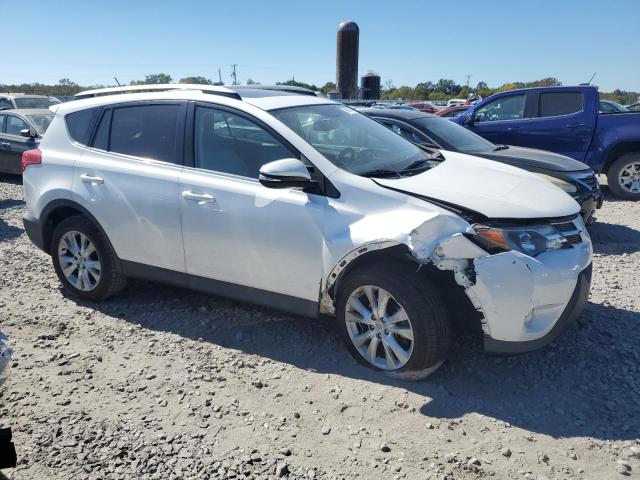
[534, 173, 577, 194]
[474, 224, 568, 257]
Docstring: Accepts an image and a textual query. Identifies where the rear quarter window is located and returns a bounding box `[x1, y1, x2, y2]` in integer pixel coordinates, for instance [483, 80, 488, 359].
[539, 92, 583, 117]
[65, 107, 102, 145]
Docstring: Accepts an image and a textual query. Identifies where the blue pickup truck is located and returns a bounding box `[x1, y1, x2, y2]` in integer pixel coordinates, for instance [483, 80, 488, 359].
[454, 86, 640, 199]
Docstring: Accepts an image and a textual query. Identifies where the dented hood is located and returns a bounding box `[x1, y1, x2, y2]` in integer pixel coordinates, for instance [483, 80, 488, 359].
[375, 150, 580, 219]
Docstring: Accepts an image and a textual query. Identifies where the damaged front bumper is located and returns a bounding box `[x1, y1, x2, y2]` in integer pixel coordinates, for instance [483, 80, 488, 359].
[431, 227, 592, 354]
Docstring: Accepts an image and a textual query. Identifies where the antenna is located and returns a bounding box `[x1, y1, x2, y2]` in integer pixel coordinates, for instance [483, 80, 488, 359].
[587, 72, 597, 85]
[114, 77, 122, 87]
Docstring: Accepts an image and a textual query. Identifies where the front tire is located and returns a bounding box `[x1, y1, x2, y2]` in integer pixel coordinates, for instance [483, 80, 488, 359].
[607, 153, 640, 200]
[50, 216, 126, 301]
[335, 263, 451, 381]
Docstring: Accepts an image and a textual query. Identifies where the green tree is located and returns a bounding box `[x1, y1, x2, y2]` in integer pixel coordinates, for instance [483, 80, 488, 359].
[320, 81, 336, 94]
[131, 73, 173, 85]
[246, 78, 260, 85]
[276, 79, 320, 91]
[179, 76, 211, 85]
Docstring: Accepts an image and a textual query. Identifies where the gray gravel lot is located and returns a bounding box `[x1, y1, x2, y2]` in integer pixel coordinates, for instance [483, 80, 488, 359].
[0, 174, 639, 480]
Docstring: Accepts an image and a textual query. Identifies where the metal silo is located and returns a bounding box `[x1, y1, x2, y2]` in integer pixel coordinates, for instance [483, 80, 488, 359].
[336, 20, 359, 100]
[360, 71, 380, 100]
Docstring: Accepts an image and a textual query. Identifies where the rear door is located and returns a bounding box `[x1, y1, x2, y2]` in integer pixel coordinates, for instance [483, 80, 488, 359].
[0, 114, 35, 174]
[515, 90, 594, 161]
[71, 102, 187, 272]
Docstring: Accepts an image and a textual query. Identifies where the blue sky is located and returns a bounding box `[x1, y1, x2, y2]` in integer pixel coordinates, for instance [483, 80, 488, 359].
[1, 0, 638, 92]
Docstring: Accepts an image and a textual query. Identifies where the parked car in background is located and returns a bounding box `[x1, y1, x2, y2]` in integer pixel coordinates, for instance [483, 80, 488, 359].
[435, 104, 470, 118]
[0, 93, 61, 110]
[21, 84, 592, 379]
[599, 100, 629, 114]
[626, 103, 640, 112]
[455, 85, 640, 199]
[446, 99, 466, 107]
[404, 102, 437, 113]
[0, 109, 53, 174]
[362, 108, 602, 223]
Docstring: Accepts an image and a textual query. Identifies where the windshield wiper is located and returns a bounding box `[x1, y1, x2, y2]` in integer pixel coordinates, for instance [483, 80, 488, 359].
[360, 169, 401, 178]
[401, 159, 430, 171]
[492, 144, 509, 151]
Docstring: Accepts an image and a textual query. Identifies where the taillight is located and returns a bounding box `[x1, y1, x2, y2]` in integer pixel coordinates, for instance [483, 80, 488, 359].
[22, 149, 42, 172]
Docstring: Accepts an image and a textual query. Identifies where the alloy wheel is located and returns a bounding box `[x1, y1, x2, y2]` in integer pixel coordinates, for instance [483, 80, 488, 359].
[344, 285, 414, 370]
[618, 161, 640, 193]
[58, 231, 101, 291]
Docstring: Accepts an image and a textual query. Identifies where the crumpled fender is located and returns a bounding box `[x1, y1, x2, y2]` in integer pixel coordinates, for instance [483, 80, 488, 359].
[320, 210, 473, 313]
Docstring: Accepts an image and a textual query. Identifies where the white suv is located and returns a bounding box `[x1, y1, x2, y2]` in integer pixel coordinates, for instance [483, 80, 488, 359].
[22, 84, 592, 379]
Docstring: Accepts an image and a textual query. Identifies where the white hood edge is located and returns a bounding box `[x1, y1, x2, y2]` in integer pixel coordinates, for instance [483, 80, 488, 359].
[375, 150, 580, 220]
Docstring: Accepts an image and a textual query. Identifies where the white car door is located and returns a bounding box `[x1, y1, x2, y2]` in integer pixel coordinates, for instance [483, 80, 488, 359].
[70, 102, 187, 272]
[179, 104, 326, 312]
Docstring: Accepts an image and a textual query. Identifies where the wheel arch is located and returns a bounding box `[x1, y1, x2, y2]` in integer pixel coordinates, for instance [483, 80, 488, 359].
[320, 242, 480, 331]
[602, 142, 640, 174]
[39, 199, 112, 255]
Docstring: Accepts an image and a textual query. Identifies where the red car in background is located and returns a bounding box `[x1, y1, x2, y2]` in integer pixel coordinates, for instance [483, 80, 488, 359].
[435, 104, 470, 118]
[405, 102, 437, 113]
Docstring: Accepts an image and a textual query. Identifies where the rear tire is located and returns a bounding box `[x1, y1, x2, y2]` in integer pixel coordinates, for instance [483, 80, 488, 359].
[607, 153, 640, 200]
[335, 262, 451, 381]
[50, 216, 126, 301]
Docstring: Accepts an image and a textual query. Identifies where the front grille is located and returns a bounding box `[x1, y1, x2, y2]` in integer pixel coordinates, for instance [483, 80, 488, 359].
[551, 219, 584, 246]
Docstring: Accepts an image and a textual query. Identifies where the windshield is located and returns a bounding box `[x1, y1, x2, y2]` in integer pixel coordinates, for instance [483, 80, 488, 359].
[25, 114, 54, 134]
[414, 117, 495, 153]
[272, 104, 429, 175]
[14, 97, 59, 109]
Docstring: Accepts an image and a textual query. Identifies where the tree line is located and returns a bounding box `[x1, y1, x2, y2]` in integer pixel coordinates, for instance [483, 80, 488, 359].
[1, 75, 637, 105]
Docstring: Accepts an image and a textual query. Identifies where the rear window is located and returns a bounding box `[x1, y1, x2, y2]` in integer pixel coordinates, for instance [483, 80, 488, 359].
[108, 104, 181, 163]
[14, 97, 58, 109]
[539, 92, 583, 117]
[66, 108, 102, 145]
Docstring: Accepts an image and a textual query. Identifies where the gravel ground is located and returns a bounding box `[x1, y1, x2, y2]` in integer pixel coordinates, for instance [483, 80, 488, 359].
[0, 174, 639, 480]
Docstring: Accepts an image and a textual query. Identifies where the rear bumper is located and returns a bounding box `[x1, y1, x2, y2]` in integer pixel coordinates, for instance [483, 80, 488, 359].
[23, 212, 46, 252]
[484, 263, 591, 354]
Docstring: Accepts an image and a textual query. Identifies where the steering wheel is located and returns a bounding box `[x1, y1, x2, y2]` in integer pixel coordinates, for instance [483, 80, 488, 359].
[336, 147, 356, 166]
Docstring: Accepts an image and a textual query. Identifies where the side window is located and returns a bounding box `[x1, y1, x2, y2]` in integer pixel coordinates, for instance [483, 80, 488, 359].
[6, 116, 29, 136]
[109, 104, 181, 163]
[0, 114, 5, 133]
[66, 107, 101, 145]
[385, 121, 426, 144]
[0, 98, 13, 110]
[539, 92, 583, 117]
[474, 95, 525, 122]
[92, 109, 112, 151]
[194, 106, 293, 178]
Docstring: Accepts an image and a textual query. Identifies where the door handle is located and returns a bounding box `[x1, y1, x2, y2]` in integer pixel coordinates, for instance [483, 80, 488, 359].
[566, 124, 585, 129]
[182, 191, 216, 203]
[0, 142, 10, 148]
[79, 174, 104, 184]
[507, 126, 521, 131]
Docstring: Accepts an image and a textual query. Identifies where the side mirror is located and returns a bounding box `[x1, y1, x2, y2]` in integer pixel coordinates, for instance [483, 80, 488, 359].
[20, 128, 37, 139]
[259, 158, 314, 189]
[462, 112, 475, 126]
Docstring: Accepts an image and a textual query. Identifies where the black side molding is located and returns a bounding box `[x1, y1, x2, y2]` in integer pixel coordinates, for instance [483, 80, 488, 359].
[121, 260, 319, 319]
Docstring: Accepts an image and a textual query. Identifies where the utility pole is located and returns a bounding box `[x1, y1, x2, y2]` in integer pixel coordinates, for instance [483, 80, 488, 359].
[464, 75, 471, 88]
[218, 69, 222, 85]
[230, 64, 238, 85]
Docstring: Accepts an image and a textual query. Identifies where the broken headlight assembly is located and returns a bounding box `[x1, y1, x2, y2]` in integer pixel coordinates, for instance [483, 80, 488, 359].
[472, 224, 568, 257]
